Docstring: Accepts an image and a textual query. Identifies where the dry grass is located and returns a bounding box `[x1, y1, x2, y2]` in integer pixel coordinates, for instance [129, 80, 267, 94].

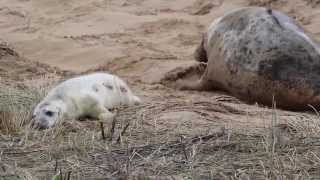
[0, 86, 44, 135]
[248, 0, 285, 6]
[1, 87, 320, 179]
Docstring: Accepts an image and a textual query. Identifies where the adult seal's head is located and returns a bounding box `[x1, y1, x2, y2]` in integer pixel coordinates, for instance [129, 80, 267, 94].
[176, 7, 320, 110]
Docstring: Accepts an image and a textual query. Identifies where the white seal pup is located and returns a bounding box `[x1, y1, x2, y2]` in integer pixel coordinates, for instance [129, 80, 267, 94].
[32, 72, 141, 129]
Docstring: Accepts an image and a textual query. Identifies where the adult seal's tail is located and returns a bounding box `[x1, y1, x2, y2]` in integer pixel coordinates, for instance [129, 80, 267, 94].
[177, 7, 320, 110]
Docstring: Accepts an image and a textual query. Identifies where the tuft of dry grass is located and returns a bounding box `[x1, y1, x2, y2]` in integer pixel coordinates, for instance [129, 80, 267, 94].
[0, 86, 44, 135]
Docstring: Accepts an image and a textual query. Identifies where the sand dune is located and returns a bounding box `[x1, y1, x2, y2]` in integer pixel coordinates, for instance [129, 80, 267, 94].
[0, 0, 319, 86]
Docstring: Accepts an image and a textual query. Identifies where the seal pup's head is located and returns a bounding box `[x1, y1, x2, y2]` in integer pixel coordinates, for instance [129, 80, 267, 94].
[32, 100, 65, 129]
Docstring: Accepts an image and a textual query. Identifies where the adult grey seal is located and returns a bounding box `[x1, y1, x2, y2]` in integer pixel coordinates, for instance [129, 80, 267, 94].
[177, 7, 320, 110]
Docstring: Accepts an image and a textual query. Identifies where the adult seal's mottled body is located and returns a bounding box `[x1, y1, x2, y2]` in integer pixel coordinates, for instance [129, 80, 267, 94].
[178, 7, 320, 110]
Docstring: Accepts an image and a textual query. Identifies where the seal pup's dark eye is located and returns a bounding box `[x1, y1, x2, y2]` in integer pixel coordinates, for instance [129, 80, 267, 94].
[45, 111, 54, 117]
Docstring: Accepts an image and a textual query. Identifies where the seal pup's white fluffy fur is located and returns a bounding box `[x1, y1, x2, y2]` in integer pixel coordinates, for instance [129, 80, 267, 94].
[32, 72, 141, 129]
